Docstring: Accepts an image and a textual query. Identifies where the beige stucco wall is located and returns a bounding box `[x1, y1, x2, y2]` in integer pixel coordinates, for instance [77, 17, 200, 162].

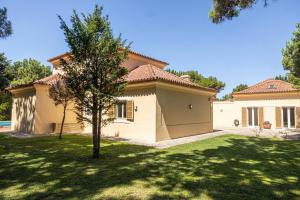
[213, 92, 300, 129]
[83, 83, 215, 142]
[84, 87, 157, 142]
[33, 84, 78, 134]
[213, 101, 239, 129]
[11, 87, 36, 133]
[156, 84, 214, 141]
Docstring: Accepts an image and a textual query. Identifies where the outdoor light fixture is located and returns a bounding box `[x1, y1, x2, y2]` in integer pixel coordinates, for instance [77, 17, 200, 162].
[189, 104, 193, 109]
[134, 106, 138, 112]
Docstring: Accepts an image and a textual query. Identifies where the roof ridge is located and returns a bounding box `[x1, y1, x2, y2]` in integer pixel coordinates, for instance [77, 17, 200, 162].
[234, 78, 299, 95]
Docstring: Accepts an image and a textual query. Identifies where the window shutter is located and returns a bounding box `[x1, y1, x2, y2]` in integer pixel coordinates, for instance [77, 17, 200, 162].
[296, 107, 300, 128]
[108, 105, 116, 119]
[241, 107, 247, 127]
[259, 107, 264, 127]
[126, 100, 134, 121]
[275, 107, 282, 128]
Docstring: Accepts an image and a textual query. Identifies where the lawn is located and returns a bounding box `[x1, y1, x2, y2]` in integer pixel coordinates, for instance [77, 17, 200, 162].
[0, 134, 299, 200]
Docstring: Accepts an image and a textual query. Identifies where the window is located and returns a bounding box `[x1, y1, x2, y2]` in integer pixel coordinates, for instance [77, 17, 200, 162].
[268, 84, 276, 89]
[116, 101, 127, 119]
[282, 107, 295, 128]
[247, 107, 258, 126]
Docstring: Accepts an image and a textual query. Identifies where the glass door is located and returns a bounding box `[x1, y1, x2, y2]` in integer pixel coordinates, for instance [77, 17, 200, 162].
[282, 107, 295, 128]
[247, 107, 258, 127]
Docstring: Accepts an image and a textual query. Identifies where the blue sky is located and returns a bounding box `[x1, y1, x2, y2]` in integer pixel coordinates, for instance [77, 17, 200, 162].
[1, 0, 300, 97]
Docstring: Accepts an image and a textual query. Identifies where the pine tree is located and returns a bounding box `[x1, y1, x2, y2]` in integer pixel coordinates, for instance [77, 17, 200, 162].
[0, 7, 12, 38]
[58, 5, 129, 158]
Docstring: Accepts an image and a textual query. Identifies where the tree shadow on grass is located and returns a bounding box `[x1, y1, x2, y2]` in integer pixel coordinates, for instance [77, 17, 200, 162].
[148, 137, 300, 200]
[0, 135, 299, 199]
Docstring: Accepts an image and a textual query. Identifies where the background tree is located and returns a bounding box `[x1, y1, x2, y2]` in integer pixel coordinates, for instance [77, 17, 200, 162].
[221, 83, 248, 100]
[0, 58, 51, 120]
[275, 75, 288, 81]
[0, 53, 10, 90]
[6, 59, 51, 86]
[49, 76, 73, 139]
[59, 5, 129, 158]
[209, 0, 269, 23]
[232, 83, 248, 93]
[0, 7, 12, 38]
[282, 23, 300, 88]
[0, 6, 12, 120]
[166, 69, 225, 92]
[0, 91, 12, 120]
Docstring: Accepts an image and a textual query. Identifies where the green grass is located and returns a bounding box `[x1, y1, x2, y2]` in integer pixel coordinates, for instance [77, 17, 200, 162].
[0, 134, 299, 200]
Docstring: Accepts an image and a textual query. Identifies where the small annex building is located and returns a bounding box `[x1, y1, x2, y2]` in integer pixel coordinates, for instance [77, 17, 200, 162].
[213, 79, 300, 130]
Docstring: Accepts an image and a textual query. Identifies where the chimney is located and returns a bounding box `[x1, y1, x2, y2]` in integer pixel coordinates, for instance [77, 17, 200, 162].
[180, 75, 191, 82]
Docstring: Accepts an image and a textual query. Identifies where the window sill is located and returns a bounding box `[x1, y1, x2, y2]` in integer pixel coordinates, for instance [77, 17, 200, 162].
[114, 119, 129, 124]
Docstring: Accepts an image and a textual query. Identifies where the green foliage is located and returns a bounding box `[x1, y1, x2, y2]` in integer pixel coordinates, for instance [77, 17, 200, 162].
[49, 77, 74, 139]
[282, 23, 300, 81]
[6, 59, 51, 86]
[232, 83, 248, 93]
[275, 75, 288, 81]
[166, 69, 225, 92]
[0, 7, 12, 39]
[58, 5, 129, 158]
[221, 83, 248, 100]
[0, 53, 10, 90]
[209, 0, 269, 23]
[287, 73, 300, 89]
[0, 92, 12, 120]
[0, 54, 11, 121]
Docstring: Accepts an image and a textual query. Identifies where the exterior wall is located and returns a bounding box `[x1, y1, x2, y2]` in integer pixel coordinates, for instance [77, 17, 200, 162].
[213, 92, 300, 129]
[11, 87, 36, 133]
[156, 84, 214, 141]
[34, 84, 78, 134]
[84, 87, 157, 142]
[213, 101, 240, 129]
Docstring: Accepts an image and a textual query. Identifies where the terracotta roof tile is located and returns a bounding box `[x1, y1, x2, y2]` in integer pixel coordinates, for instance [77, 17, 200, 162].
[34, 74, 62, 86]
[234, 79, 299, 95]
[48, 49, 168, 66]
[126, 64, 216, 92]
[7, 65, 216, 93]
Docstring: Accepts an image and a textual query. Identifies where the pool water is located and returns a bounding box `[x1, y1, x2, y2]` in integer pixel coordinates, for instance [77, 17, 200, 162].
[0, 121, 11, 127]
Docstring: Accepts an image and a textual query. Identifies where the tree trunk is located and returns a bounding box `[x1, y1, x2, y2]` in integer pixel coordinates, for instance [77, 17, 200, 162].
[92, 97, 99, 158]
[97, 107, 102, 156]
[59, 104, 67, 139]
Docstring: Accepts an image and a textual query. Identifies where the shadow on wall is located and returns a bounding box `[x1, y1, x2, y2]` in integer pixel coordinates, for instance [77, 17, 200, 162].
[14, 94, 35, 133]
[157, 88, 213, 139]
[0, 135, 298, 199]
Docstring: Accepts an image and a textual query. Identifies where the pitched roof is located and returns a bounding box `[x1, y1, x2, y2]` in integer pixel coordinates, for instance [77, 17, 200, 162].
[126, 64, 216, 92]
[6, 74, 62, 90]
[34, 74, 62, 86]
[47, 49, 168, 66]
[234, 79, 299, 95]
[7, 65, 216, 93]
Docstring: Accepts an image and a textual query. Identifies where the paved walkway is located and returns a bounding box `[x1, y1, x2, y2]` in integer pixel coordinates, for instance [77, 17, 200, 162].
[126, 128, 300, 149]
[2, 127, 299, 149]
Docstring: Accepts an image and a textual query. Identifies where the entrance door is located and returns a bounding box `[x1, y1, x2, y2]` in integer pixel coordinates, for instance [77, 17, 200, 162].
[248, 107, 258, 126]
[282, 107, 295, 128]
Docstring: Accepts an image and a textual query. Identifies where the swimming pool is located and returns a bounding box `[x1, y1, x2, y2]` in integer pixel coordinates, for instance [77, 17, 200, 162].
[0, 121, 11, 127]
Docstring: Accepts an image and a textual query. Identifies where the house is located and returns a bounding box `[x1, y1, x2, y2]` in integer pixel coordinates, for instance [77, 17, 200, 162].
[8, 50, 216, 142]
[213, 79, 300, 130]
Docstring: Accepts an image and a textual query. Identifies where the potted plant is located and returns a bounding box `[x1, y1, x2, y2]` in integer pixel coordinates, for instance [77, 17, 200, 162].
[263, 121, 272, 129]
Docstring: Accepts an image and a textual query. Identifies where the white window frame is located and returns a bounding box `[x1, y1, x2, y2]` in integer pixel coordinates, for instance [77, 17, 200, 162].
[282, 107, 296, 129]
[116, 101, 127, 119]
[247, 107, 259, 127]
